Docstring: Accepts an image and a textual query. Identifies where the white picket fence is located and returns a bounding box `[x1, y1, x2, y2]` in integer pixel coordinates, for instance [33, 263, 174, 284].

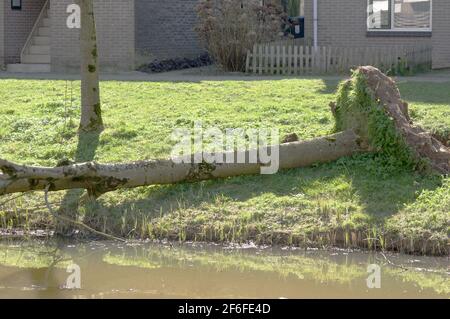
[245, 44, 432, 75]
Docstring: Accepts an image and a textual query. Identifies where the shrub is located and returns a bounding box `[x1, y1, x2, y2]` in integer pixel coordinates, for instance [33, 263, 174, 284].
[196, 0, 285, 72]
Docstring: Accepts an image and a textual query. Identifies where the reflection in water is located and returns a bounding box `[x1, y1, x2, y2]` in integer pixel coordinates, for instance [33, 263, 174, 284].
[0, 240, 448, 299]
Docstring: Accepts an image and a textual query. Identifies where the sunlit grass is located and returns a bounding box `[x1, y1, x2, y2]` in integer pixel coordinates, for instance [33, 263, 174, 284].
[0, 78, 448, 254]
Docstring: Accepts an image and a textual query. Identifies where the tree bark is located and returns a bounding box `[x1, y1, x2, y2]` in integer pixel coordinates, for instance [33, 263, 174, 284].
[79, 0, 103, 132]
[0, 130, 362, 197]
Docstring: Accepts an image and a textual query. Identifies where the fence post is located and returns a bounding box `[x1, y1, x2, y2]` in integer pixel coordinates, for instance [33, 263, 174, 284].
[293, 45, 298, 75]
[245, 50, 250, 73]
[257, 44, 262, 74]
[335, 47, 340, 73]
[326, 46, 331, 74]
[276, 45, 281, 74]
[322, 46, 327, 74]
[270, 45, 275, 74]
[334, 47, 339, 73]
[348, 47, 354, 71]
[299, 46, 304, 74]
[363, 47, 369, 67]
[287, 45, 292, 75]
[264, 44, 269, 75]
[252, 44, 257, 74]
[342, 47, 348, 73]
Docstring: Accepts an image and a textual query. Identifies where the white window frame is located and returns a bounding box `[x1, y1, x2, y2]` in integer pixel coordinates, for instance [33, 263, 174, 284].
[367, 0, 432, 32]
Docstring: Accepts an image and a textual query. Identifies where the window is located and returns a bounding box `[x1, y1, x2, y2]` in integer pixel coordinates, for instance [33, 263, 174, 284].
[11, 0, 22, 10]
[368, 0, 391, 29]
[367, 0, 432, 31]
[282, 0, 304, 17]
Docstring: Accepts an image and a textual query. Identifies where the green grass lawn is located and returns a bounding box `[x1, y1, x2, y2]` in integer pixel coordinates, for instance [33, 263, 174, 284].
[0, 78, 448, 254]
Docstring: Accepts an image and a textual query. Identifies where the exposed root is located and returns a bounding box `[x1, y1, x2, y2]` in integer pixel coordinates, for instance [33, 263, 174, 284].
[348, 66, 450, 173]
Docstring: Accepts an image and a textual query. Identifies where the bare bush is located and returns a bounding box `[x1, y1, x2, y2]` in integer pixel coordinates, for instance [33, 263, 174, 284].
[196, 0, 285, 72]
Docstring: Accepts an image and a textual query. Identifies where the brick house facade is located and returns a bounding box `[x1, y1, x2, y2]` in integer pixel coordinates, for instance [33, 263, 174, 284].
[135, 0, 203, 65]
[431, 1, 450, 69]
[0, 0, 448, 72]
[0, 1, 3, 66]
[302, 0, 449, 70]
[303, 0, 432, 48]
[50, 0, 136, 72]
[0, 0, 204, 72]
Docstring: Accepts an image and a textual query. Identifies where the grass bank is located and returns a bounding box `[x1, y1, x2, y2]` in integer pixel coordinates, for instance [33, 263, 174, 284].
[0, 78, 448, 255]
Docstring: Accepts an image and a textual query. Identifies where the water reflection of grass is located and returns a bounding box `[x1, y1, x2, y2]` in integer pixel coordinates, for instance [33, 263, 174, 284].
[192, 252, 365, 284]
[105, 247, 365, 284]
[0, 242, 447, 296]
[384, 268, 450, 295]
[103, 252, 161, 269]
[103, 246, 449, 294]
[0, 243, 71, 269]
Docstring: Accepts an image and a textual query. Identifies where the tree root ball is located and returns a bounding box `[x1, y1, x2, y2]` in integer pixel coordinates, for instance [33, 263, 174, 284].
[333, 66, 450, 174]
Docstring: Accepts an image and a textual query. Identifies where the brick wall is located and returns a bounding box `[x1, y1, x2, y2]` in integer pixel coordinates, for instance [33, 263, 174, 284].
[4, 0, 46, 64]
[135, 0, 205, 64]
[0, 0, 4, 68]
[303, 0, 432, 49]
[432, 1, 450, 69]
[50, 0, 135, 72]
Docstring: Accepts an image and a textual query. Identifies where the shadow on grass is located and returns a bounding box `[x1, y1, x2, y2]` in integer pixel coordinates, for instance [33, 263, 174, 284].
[316, 78, 341, 94]
[397, 82, 450, 105]
[0, 71, 346, 84]
[56, 131, 100, 235]
[80, 154, 442, 237]
[316, 77, 450, 104]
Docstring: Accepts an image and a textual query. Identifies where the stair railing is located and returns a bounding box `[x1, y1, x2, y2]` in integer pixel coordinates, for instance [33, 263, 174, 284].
[20, 0, 50, 62]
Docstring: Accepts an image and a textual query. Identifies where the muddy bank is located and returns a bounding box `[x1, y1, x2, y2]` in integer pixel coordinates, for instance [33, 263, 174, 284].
[1, 226, 447, 256]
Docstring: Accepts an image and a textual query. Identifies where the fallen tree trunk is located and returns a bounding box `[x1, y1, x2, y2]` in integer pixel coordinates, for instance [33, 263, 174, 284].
[0, 130, 362, 197]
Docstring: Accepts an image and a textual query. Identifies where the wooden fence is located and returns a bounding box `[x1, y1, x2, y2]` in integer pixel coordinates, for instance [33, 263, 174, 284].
[245, 44, 432, 75]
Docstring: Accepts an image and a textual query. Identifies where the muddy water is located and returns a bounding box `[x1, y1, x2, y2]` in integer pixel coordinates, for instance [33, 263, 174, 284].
[0, 240, 448, 299]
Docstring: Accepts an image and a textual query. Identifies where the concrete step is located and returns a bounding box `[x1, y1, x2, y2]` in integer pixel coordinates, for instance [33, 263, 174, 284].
[6, 63, 51, 73]
[38, 27, 50, 36]
[29, 45, 50, 55]
[22, 54, 51, 64]
[42, 18, 51, 27]
[33, 36, 50, 45]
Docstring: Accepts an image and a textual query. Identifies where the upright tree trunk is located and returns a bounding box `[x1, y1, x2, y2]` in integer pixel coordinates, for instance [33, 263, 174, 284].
[79, 0, 103, 132]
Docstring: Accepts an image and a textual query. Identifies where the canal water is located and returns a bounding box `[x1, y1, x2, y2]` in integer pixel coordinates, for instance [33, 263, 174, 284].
[0, 240, 448, 299]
